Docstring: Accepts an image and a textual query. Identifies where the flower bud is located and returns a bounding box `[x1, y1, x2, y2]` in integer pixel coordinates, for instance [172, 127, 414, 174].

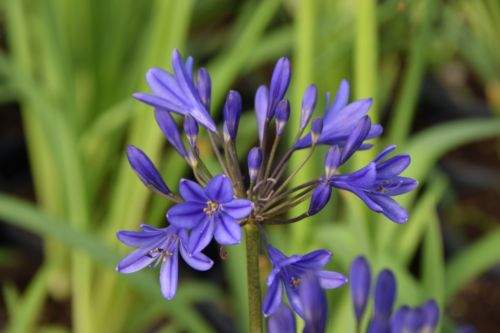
[197, 68, 211, 113]
[374, 269, 396, 320]
[403, 308, 424, 333]
[223, 122, 230, 143]
[275, 99, 290, 137]
[154, 109, 187, 158]
[255, 85, 269, 142]
[350, 256, 371, 322]
[308, 183, 331, 216]
[311, 116, 323, 144]
[391, 306, 410, 333]
[223, 90, 242, 140]
[183, 114, 198, 148]
[248, 147, 263, 182]
[268, 57, 291, 119]
[422, 299, 439, 332]
[324, 145, 341, 181]
[126, 145, 171, 196]
[300, 84, 317, 129]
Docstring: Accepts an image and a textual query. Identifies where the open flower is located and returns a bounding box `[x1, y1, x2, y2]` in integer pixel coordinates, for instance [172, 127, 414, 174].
[167, 174, 253, 255]
[116, 224, 213, 299]
[262, 244, 347, 318]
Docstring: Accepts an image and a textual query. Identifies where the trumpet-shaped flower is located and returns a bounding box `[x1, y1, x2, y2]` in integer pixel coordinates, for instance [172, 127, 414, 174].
[133, 49, 217, 132]
[167, 174, 253, 255]
[116, 224, 213, 299]
[262, 244, 347, 318]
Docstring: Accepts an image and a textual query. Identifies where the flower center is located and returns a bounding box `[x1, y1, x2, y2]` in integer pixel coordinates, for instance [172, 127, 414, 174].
[290, 277, 301, 289]
[203, 201, 219, 215]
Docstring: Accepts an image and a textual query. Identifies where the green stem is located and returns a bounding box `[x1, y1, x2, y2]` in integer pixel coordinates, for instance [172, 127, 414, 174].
[245, 224, 262, 333]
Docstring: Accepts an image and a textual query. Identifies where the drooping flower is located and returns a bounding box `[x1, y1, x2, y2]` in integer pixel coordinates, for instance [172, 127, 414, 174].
[295, 80, 382, 150]
[300, 272, 328, 333]
[166, 174, 253, 255]
[350, 256, 371, 322]
[266, 304, 296, 333]
[116, 223, 213, 299]
[262, 244, 347, 318]
[133, 49, 217, 132]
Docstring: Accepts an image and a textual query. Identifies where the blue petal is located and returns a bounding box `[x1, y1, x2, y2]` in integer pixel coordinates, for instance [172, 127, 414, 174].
[167, 202, 208, 229]
[145, 68, 188, 107]
[116, 247, 157, 274]
[262, 277, 284, 318]
[292, 249, 332, 270]
[154, 109, 188, 158]
[179, 178, 209, 203]
[220, 199, 253, 219]
[266, 304, 296, 333]
[332, 182, 382, 213]
[188, 216, 215, 255]
[255, 85, 269, 142]
[366, 194, 409, 224]
[205, 174, 233, 203]
[179, 241, 213, 271]
[116, 230, 165, 247]
[284, 282, 303, 318]
[160, 245, 179, 299]
[308, 182, 332, 216]
[374, 144, 396, 164]
[214, 212, 242, 245]
[324, 79, 349, 121]
[376, 154, 410, 179]
[314, 270, 348, 289]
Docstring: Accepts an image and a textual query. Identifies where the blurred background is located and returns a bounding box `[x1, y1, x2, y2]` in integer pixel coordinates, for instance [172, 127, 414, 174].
[0, 0, 500, 332]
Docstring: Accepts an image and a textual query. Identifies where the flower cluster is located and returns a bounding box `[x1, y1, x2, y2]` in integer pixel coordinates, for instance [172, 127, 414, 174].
[116, 50, 419, 325]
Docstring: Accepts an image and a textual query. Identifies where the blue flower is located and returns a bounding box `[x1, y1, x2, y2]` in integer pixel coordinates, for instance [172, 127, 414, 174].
[116, 223, 213, 299]
[266, 304, 296, 333]
[166, 174, 253, 255]
[295, 80, 382, 150]
[262, 244, 347, 318]
[133, 49, 217, 132]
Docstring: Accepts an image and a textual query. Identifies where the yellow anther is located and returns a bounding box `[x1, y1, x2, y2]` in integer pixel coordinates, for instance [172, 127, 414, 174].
[291, 277, 301, 289]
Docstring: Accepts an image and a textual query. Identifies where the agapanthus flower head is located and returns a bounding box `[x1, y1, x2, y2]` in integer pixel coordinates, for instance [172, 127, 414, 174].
[350, 256, 371, 322]
[422, 299, 440, 331]
[295, 79, 382, 150]
[155, 109, 188, 159]
[133, 49, 217, 132]
[311, 116, 324, 145]
[390, 306, 410, 333]
[248, 147, 263, 182]
[268, 57, 291, 119]
[300, 272, 328, 333]
[255, 85, 269, 142]
[403, 308, 424, 333]
[183, 114, 198, 148]
[223, 90, 242, 140]
[196, 68, 211, 113]
[127, 145, 172, 197]
[374, 269, 396, 320]
[262, 244, 347, 318]
[116, 224, 213, 299]
[266, 304, 296, 333]
[167, 175, 253, 255]
[275, 99, 290, 136]
[324, 145, 341, 181]
[300, 84, 318, 130]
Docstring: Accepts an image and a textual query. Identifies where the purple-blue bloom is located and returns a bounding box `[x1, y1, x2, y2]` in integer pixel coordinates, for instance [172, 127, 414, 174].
[155, 109, 188, 159]
[300, 84, 318, 130]
[300, 272, 328, 333]
[374, 269, 396, 320]
[127, 145, 172, 197]
[167, 175, 253, 255]
[275, 99, 290, 136]
[116, 223, 213, 299]
[295, 80, 382, 150]
[223, 90, 242, 141]
[350, 256, 371, 322]
[248, 147, 263, 182]
[266, 304, 296, 333]
[133, 49, 217, 132]
[262, 244, 347, 318]
[183, 114, 198, 148]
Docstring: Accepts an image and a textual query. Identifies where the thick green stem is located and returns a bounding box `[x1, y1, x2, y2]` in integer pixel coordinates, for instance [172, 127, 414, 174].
[245, 224, 262, 333]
